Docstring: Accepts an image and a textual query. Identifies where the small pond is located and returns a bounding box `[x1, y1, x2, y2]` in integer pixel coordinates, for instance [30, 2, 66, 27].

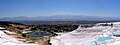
[113, 30, 120, 35]
[96, 36, 112, 42]
[26, 31, 51, 38]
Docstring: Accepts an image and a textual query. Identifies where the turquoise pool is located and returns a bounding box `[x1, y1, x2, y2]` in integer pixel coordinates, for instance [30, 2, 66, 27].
[88, 36, 112, 45]
[26, 31, 50, 38]
[96, 36, 112, 42]
[113, 30, 120, 34]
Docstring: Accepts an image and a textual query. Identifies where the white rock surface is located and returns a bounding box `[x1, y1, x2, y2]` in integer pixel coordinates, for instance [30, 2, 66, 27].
[50, 22, 120, 45]
[0, 30, 38, 45]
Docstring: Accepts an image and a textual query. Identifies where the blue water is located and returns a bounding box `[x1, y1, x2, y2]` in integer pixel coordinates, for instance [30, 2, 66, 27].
[113, 30, 120, 34]
[96, 36, 112, 42]
[88, 42, 95, 45]
[27, 32, 50, 38]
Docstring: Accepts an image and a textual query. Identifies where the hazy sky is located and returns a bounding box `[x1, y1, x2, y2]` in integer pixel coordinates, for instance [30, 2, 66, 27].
[0, 0, 120, 17]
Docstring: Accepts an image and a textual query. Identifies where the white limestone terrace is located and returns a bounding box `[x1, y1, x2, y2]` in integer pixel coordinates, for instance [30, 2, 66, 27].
[0, 27, 6, 29]
[0, 29, 38, 45]
[50, 22, 120, 45]
[1, 22, 120, 45]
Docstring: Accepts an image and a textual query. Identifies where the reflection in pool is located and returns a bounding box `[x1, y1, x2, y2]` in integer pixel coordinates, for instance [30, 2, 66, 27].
[26, 32, 50, 38]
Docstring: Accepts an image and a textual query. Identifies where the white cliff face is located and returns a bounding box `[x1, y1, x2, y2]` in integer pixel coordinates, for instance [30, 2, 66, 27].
[50, 22, 120, 45]
[0, 31, 38, 45]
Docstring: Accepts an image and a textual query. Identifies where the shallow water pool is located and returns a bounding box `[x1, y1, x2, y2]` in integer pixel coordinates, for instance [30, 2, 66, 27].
[113, 30, 120, 34]
[26, 32, 50, 38]
[96, 36, 112, 42]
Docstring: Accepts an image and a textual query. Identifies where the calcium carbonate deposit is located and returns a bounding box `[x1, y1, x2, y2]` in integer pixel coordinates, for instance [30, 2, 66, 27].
[0, 30, 38, 45]
[50, 22, 120, 45]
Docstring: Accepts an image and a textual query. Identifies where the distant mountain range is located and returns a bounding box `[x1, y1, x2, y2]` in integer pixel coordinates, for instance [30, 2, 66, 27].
[0, 15, 120, 21]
